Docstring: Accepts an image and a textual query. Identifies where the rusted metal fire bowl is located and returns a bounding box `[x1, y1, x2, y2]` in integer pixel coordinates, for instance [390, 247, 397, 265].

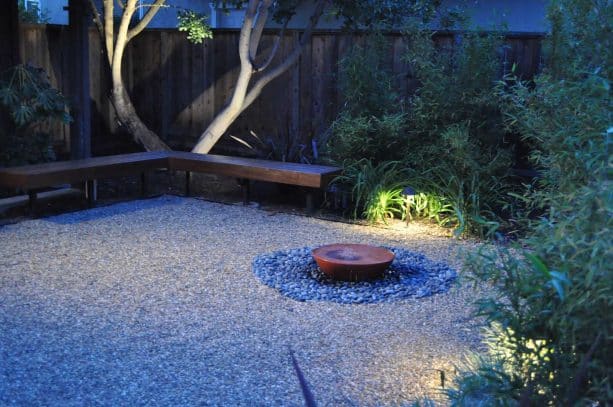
[311, 243, 395, 282]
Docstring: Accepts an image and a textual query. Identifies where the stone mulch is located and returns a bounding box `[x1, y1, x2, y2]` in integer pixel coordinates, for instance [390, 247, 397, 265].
[0, 195, 487, 405]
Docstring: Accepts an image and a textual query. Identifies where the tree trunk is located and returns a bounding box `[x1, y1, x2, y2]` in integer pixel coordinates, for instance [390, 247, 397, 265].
[191, 0, 325, 155]
[89, 0, 170, 152]
[191, 104, 244, 153]
[191, 39, 254, 153]
[112, 82, 171, 151]
[108, 0, 170, 152]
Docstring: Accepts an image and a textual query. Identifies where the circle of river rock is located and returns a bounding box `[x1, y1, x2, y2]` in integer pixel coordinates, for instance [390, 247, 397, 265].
[252, 247, 457, 304]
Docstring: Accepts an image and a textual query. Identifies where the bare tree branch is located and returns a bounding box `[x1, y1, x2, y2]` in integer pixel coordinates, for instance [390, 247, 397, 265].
[86, 0, 103, 35]
[238, 0, 261, 69]
[127, 0, 166, 42]
[192, 0, 329, 154]
[566, 332, 603, 406]
[102, 0, 114, 65]
[248, 0, 273, 63]
[112, 0, 137, 70]
[135, 2, 169, 9]
[241, 0, 326, 113]
[253, 17, 290, 73]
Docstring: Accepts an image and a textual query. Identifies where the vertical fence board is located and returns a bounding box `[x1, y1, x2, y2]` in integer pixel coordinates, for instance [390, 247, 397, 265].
[202, 37, 216, 133]
[190, 40, 205, 142]
[289, 33, 301, 148]
[88, 28, 102, 151]
[299, 32, 313, 145]
[311, 34, 325, 140]
[323, 34, 338, 132]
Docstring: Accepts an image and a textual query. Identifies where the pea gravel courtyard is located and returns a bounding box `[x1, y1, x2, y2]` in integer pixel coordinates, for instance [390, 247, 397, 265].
[0, 195, 486, 405]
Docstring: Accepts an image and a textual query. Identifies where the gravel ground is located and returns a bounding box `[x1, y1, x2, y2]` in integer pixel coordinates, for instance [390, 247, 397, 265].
[0, 195, 487, 406]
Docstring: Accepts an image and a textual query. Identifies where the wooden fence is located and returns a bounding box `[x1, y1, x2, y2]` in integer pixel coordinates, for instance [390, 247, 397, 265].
[18, 25, 543, 157]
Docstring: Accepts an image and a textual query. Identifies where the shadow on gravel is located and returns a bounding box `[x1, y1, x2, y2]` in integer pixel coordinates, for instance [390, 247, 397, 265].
[42, 196, 181, 225]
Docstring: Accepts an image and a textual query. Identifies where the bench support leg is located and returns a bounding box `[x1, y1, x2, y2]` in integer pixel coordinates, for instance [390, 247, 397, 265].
[140, 172, 147, 197]
[85, 180, 97, 207]
[185, 171, 191, 196]
[238, 178, 250, 205]
[27, 190, 37, 216]
[305, 191, 315, 214]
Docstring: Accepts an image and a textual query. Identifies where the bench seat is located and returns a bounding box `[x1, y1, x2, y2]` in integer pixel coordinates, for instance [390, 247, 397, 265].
[0, 151, 169, 190]
[0, 151, 342, 212]
[168, 151, 339, 189]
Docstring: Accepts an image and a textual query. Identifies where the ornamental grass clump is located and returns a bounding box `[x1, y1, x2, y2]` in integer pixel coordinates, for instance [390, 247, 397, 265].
[332, 160, 407, 224]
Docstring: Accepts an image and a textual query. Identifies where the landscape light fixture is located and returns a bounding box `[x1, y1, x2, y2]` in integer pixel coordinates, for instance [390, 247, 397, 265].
[402, 186, 416, 226]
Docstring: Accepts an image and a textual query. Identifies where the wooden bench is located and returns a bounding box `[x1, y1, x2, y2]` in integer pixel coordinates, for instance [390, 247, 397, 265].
[0, 151, 342, 213]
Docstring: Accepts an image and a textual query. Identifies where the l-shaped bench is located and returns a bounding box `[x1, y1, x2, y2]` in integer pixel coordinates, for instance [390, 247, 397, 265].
[0, 151, 342, 213]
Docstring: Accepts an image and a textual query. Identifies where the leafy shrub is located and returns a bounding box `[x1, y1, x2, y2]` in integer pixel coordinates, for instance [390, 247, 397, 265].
[336, 33, 400, 118]
[451, 0, 613, 404]
[462, 184, 612, 403]
[323, 33, 408, 167]
[0, 132, 56, 168]
[401, 23, 516, 237]
[326, 110, 407, 165]
[177, 10, 213, 44]
[325, 24, 518, 234]
[0, 64, 71, 167]
[321, 33, 416, 224]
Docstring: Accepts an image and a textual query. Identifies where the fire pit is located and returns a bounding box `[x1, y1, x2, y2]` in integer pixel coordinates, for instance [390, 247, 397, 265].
[253, 246, 457, 303]
[312, 243, 395, 282]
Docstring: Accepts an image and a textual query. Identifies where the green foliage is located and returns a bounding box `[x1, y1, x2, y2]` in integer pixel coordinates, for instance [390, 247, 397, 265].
[326, 111, 407, 165]
[0, 132, 56, 168]
[405, 28, 503, 141]
[323, 33, 408, 168]
[405, 191, 454, 226]
[337, 34, 399, 117]
[328, 0, 442, 29]
[333, 160, 407, 223]
[364, 187, 404, 224]
[450, 0, 613, 404]
[462, 193, 612, 403]
[411, 124, 511, 237]
[544, 0, 612, 81]
[0, 65, 70, 127]
[401, 22, 515, 237]
[446, 352, 519, 406]
[323, 33, 408, 164]
[177, 10, 213, 44]
[321, 34, 411, 224]
[0, 64, 71, 167]
[324, 20, 514, 234]
[229, 130, 312, 163]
